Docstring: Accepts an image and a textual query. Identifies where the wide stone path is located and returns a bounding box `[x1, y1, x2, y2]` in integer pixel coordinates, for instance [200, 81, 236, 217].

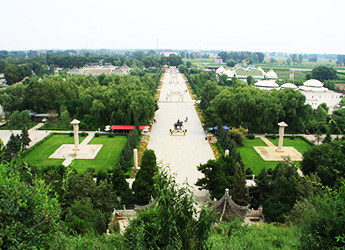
[147, 70, 215, 198]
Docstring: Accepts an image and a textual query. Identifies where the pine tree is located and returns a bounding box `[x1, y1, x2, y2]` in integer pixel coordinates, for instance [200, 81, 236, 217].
[110, 165, 131, 202]
[132, 149, 158, 205]
[5, 134, 22, 160]
[20, 127, 31, 149]
[232, 163, 250, 206]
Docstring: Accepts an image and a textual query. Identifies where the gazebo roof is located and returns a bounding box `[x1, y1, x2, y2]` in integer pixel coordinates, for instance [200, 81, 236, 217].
[209, 189, 249, 220]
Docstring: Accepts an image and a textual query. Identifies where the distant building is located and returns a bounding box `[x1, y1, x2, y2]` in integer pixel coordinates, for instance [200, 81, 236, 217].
[214, 56, 223, 64]
[299, 79, 343, 113]
[253, 79, 343, 113]
[217, 65, 276, 83]
[67, 64, 131, 76]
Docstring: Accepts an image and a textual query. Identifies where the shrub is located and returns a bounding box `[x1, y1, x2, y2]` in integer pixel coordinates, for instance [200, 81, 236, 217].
[69, 132, 74, 137]
[94, 133, 100, 137]
[290, 135, 295, 140]
[247, 133, 255, 140]
[108, 133, 114, 138]
[245, 168, 253, 175]
[267, 168, 273, 175]
[272, 134, 277, 139]
[80, 132, 88, 137]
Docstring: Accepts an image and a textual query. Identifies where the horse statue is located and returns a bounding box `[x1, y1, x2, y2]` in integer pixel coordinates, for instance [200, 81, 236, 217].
[173, 119, 183, 130]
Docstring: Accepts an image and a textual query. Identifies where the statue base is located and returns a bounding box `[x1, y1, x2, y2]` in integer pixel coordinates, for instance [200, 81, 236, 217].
[170, 129, 186, 136]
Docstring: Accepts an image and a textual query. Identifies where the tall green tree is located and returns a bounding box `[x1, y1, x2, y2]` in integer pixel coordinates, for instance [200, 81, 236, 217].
[132, 149, 158, 205]
[0, 159, 61, 249]
[232, 163, 250, 206]
[20, 127, 31, 149]
[311, 66, 337, 82]
[301, 140, 345, 187]
[124, 166, 214, 249]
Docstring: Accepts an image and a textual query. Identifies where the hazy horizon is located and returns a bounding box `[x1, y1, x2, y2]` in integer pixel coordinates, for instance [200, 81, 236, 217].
[2, 0, 345, 55]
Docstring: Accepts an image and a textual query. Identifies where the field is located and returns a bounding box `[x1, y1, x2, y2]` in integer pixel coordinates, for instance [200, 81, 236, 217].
[266, 136, 313, 155]
[22, 134, 127, 173]
[237, 136, 313, 175]
[72, 135, 127, 173]
[183, 57, 345, 84]
[208, 221, 300, 249]
[237, 138, 279, 174]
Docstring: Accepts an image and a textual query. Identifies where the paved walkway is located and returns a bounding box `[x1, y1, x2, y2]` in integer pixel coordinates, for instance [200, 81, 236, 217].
[259, 136, 276, 147]
[147, 70, 215, 198]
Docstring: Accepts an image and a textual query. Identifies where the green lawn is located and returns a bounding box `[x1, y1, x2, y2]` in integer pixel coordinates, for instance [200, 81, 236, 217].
[237, 138, 280, 175]
[72, 135, 127, 173]
[22, 134, 127, 174]
[237, 136, 313, 175]
[266, 136, 313, 154]
[23, 134, 85, 166]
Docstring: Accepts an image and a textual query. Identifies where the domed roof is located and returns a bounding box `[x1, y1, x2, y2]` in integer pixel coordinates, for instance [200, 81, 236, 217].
[216, 67, 226, 74]
[303, 79, 324, 87]
[265, 69, 277, 79]
[222, 69, 235, 77]
[281, 83, 298, 89]
[254, 80, 279, 88]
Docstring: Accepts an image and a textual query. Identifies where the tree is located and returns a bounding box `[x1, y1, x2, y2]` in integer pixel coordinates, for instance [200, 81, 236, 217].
[20, 127, 31, 149]
[311, 66, 337, 82]
[124, 166, 214, 249]
[196, 156, 236, 200]
[8, 110, 30, 129]
[0, 159, 61, 249]
[232, 163, 250, 206]
[301, 140, 345, 187]
[132, 150, 158, 205]
[226, 59, 236, 67]
[228, 127, 247, 146]
[299, 182, 345, 249]
[199, 80, 220, 110]
[298, 54, 303, 65]
[186, 61, 192, 68]
[5, 133, 22, 160]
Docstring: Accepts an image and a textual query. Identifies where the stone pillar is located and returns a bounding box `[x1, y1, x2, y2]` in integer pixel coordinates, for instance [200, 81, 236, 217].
[70, 119, 80, 151]
[277, 121, 288, 152]
[133, 148, 138, 170]
[225, 149, 229, 157]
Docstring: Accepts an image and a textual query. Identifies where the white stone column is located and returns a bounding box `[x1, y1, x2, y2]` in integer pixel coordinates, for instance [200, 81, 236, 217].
[133, 148, 138, 170]
[277, 121, 288, 152]
[225, 149, 229, 157]
[70, 119, 80, 151]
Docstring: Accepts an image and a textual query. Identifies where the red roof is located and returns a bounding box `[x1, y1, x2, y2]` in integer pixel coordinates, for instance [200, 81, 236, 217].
[111, 125, 146, 130]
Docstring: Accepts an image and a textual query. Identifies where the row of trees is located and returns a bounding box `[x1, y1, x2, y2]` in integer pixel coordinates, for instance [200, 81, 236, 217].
[218, 51, 265, 64]
[0, 50, 183, 85]
[0, 73, 159, 130]
[206, 87, 312, 133]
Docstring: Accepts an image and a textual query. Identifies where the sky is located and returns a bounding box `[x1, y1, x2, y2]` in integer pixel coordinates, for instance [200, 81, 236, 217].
[1, 0, 345, 54]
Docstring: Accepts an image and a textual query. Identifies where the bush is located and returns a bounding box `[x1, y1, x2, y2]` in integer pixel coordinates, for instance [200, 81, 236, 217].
[290, 135, 295, 140]
[245, 168, 253, 175]
[94, 133, 100, 137]
[267, 168, 273, 175]
[80, 132, 88, 137]
[108, 133, 114, 138]
[247, 133, 255, 140]
[272, 134, 277, 139]
[69, 132, 74, 137]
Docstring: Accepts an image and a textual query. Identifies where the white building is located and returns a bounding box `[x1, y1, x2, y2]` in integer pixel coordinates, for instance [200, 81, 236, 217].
[298, 79, 342, 113]
[257, 79, 343, 113]
[217, 66, 277, 83]
[67, 64, 131, 76]
[253, 80, 280, 90]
